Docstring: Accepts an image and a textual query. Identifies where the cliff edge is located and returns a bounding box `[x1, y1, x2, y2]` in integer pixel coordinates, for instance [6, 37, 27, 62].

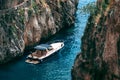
[72, 0, 120, 80]
[0, 0, 78, 64]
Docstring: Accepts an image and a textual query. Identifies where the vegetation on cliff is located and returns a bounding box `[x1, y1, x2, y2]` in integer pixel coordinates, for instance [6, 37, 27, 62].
[0, 0, 78, 64]
[72, 0, 120, 80]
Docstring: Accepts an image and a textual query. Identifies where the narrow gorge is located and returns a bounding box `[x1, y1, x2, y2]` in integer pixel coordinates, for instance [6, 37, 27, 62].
[72, 0, 120, 80]
[1, 0, 120, 80]
[0, 0, 78, 64]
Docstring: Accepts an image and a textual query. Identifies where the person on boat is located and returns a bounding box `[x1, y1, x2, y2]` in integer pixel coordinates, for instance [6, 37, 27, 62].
[31, 53, 33, 58]
[42, 49, 48, 56]
[36, 50, 42, 57]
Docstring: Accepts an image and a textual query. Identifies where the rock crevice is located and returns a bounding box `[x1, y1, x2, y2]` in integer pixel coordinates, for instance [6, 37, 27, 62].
[72, 0, 120, 80]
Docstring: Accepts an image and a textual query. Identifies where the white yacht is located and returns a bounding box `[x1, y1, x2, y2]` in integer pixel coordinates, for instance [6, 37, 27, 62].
[25, 41, 64, 64]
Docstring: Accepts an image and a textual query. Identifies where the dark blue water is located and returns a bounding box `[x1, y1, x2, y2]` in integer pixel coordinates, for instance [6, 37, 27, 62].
[0, 0, 96, 80]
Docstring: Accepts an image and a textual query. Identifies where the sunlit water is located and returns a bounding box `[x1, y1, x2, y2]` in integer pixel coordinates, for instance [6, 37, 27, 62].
[0, 0, 96, 80]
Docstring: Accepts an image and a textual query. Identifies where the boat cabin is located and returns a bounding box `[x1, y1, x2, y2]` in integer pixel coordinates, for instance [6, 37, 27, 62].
[31, 44, 53, 57]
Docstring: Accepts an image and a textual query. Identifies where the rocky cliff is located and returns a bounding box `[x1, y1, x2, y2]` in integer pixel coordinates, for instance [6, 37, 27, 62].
[0, 0, 78, 64]
[72, 0, 120, 80]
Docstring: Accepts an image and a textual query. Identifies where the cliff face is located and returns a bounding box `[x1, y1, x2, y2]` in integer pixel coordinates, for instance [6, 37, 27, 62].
[0, 0, 78, 64]
[0, 0, 24, 10]
[72, 0, 120, 80]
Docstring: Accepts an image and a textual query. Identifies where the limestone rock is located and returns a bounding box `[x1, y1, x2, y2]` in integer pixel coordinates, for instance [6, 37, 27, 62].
[72, 0, 120, 80]
[0, 0, 78, 64]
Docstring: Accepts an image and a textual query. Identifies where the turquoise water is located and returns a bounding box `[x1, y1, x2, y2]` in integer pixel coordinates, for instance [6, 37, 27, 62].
[0, 0, 96, 80]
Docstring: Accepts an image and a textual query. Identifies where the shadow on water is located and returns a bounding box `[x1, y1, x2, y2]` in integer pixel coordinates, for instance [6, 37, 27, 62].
[0, 0, 96, 80]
